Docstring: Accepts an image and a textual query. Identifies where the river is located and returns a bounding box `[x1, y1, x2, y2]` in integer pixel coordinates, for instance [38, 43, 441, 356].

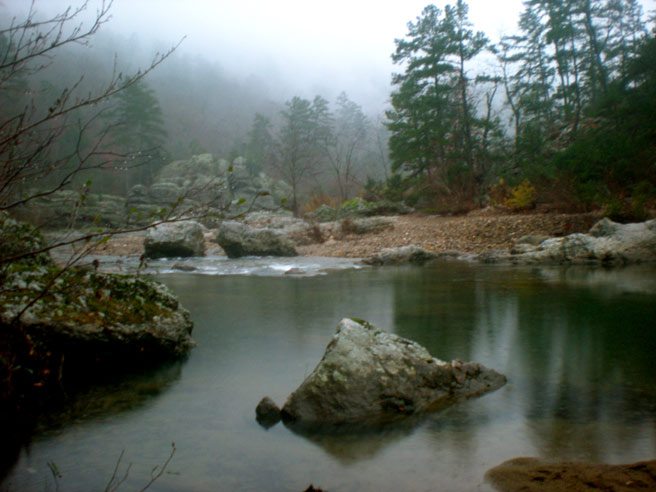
[2, 259, 656, 491]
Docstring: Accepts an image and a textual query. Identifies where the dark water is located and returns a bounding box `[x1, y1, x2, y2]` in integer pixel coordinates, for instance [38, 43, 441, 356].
[2, 262, 656, 491]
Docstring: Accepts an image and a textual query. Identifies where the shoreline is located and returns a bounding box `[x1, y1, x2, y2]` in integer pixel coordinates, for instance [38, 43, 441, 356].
[72, 211, 603, 259]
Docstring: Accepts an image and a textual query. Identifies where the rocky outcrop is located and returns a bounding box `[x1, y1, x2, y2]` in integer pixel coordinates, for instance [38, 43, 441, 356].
[144, 220, 206, 259]
[130, 154, 292, 219]
[362, 245, 437, 266]
[280, 318, 506, 426]
[12, 190, 128, 229]
[482, 218, 656, 265]
[216, 221, 298, 258]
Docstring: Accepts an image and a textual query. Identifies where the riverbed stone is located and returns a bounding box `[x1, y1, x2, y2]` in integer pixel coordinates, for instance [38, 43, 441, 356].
[280, 318, 506, 426]
[216, 221, 298, 258]
[362, 245, 437, 266]
[144, 220, 206, 259]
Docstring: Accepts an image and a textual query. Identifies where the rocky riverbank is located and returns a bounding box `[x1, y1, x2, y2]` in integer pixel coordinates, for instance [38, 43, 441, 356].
[81, 210, 603, 259]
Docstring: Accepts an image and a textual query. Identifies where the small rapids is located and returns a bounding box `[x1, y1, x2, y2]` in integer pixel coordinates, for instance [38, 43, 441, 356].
[84, 254, 365, 277]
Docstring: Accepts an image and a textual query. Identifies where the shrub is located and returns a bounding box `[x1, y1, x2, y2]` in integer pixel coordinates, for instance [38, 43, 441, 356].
[504, 180, 537, 211]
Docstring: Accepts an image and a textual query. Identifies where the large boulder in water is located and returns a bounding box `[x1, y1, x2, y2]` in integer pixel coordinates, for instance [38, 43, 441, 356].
[216, 221, 298, 258]
[144, 220, 206, 259]
[280, 318, 506, 426]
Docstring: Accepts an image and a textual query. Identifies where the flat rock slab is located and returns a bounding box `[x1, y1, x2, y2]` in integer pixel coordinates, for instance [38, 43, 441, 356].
[281, 318, 506, 426]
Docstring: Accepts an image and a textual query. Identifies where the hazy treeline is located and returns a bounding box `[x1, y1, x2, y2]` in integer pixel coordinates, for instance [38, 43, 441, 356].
[2, 0, 654, 219]
[385, 0, 656, 218]
[1, 16, 389, 206]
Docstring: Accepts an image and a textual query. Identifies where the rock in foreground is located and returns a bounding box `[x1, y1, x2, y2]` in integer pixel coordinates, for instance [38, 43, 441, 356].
[486, 457, 656, 492]
[281, 318, 506, 426]
[216, 220, 298, 258]
[144, 220, 206, 259]
[1, 268, 195, 362]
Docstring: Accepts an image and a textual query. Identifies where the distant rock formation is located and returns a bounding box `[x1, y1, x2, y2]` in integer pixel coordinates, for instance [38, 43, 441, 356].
[12, 154, 292, 230]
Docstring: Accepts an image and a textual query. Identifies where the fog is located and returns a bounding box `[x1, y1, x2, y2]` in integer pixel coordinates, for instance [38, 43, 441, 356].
[2, 0, 534, 113]
[4, 0, 653, 113]
[103, 0, 527, 112]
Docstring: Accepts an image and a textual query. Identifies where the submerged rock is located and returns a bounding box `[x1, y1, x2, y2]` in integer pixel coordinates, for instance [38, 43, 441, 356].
[144, 220, 206, 259]
[482, 217, 656, 265]
[216, 221, 298, 258]
[281, 318, 506, 426]
[362, 245, 437, 266]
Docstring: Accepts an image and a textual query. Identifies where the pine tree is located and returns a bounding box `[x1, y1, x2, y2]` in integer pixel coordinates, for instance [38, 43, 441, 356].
[244, 113, 275, 175]
[105, 80, 168, 191]
[275, 96, 333, 216]
[387, 1, 488, 201]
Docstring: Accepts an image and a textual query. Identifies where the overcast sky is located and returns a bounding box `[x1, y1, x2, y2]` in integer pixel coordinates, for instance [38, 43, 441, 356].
[3, 0, 655, 112]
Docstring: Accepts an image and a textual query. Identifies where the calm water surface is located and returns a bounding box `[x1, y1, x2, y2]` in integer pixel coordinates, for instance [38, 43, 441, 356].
[2, 261, 656, 491]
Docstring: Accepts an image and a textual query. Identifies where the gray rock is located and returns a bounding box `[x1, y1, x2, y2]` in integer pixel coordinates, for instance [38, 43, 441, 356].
[149, 182, 183, 205]
[484, 218, 656, 265]
[1, 270, 195, 360]
[362, 245, 437, 266]
[588, 217, 622, 238]
[13, 190, 128, 229]
[281, 319, 506, 426]
[341, 217, 395, 235]
[216, 221, 298, 258]
[144, 221, 206, 259]
[256, 396, 282, 428]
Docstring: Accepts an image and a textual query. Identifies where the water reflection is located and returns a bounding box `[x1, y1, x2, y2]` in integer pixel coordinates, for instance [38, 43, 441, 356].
[0, 362, 183, 487]
[393, 262, 656, 461]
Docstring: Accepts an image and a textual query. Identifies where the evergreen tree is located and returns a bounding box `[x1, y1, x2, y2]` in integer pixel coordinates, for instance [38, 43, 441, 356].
[244, 113, 275, 175]
[105, 80, 168, 191]
[275, 96, 333, 216]
[387, 1, 488, 202]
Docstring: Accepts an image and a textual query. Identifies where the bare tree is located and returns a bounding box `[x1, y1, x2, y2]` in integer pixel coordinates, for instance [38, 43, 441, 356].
[0, 0, 182, 214]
